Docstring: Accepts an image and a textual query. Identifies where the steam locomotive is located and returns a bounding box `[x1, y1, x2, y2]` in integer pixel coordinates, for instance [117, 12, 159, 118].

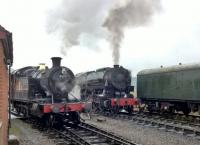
[137, 63, 200, 115]
[11, 57, 84, 126]
[76, 65, 138, 114]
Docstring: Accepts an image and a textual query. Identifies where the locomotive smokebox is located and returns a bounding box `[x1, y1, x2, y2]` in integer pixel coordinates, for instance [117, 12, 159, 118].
[114, 65, 119, 68]
[51, 57, 62, 67]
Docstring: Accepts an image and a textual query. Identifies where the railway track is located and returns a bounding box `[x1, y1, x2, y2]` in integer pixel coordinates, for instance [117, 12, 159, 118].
[67, 122, 138, 145]
[39, 122, 138, 145]
[12, 112, 138, 145]
[99, 112, 200, 140]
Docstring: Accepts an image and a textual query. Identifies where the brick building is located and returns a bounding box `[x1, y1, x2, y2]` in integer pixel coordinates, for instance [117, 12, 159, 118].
[0, 25, 13, 145]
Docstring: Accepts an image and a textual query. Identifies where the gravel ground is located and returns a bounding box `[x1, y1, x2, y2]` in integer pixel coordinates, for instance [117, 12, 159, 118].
[84, 113, 200, 145]
[10, 119, 55, 145]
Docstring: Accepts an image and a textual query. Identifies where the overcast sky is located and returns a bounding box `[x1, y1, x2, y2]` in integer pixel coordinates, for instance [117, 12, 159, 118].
[0, 0, 200, 76]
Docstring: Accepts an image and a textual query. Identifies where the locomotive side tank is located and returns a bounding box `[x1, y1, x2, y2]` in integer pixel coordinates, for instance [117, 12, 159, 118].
[137, 63, 200, 115]
[11, 57, 83, 125]
[12, 57, 75, 102]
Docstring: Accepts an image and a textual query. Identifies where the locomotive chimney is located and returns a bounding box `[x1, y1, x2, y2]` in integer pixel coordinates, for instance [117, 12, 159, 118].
[114, 65, 119, 68]
[51, 57, 62, 67]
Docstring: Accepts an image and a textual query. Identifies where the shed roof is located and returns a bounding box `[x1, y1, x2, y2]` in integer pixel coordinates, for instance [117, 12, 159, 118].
[0, 25, 13, 65]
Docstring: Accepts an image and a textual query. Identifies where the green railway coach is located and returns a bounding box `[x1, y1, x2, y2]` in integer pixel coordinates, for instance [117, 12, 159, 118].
[137, 63, 200, 115]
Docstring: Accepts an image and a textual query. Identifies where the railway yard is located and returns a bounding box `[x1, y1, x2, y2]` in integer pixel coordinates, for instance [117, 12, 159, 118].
[9, 112, 200, 145]
[2, 1, 200, 145]
[7, 58, 200, 145]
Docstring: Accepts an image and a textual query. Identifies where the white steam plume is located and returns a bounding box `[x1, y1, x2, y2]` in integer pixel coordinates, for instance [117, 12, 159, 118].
[103, 0, 161, 64]
[46, 0, 113, 56]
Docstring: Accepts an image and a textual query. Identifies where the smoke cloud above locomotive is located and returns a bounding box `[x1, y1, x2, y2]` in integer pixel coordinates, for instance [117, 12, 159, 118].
[46, 0, 111, 55]
[103, 0, 161, 64]
[46, 0, 161, 64]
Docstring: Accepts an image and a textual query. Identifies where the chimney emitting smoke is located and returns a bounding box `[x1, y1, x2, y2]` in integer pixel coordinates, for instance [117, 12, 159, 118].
[51, 57, 62, 67]
[114, 65, 119, 68]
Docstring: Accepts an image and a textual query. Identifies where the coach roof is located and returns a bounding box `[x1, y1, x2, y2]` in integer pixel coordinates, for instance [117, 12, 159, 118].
[137, 63, 200, 75]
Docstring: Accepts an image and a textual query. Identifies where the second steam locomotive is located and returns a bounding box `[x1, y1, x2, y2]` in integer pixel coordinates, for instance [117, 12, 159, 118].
[76, 65, 138, 114]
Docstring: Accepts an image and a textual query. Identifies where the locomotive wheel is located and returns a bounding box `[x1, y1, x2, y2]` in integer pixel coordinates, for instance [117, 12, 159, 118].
[16, 107, 20, 115]
[103, 100, 112, 113]
[92, 102, 100, 113]
[68, 112, 80, 124]
[112, 105, 119, 114]
[44, 114, 55, 128]
[127, 106, 133, 114]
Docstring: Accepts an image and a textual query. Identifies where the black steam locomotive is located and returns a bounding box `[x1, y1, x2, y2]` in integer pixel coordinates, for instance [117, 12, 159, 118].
[11, 57, 84, 126]
[76, 65, 137, 114]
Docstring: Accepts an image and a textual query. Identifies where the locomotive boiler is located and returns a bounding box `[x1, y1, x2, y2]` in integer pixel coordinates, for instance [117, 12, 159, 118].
[137, 63, 200, 115]
[11, 57, 83, 126]
[76, 65, 138, 114]
[32, 57, 75, 101]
